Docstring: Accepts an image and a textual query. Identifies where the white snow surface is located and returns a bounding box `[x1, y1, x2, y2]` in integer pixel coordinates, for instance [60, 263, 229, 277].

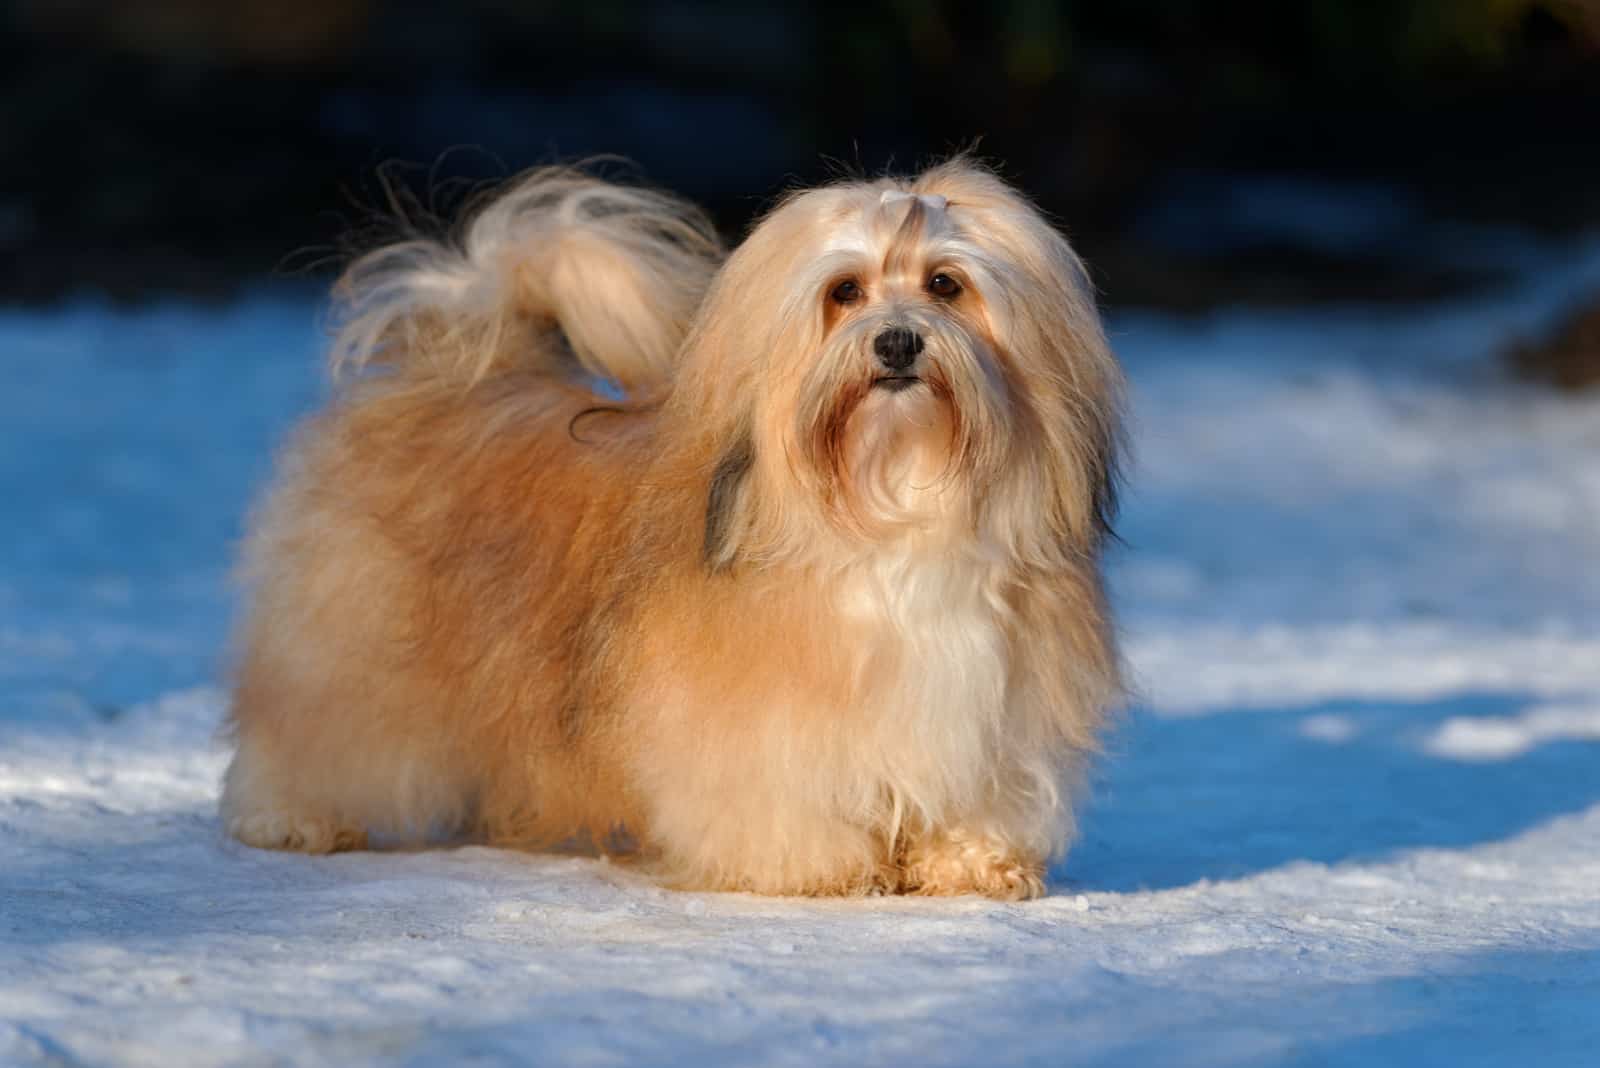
[4, 242, 1600, 1066]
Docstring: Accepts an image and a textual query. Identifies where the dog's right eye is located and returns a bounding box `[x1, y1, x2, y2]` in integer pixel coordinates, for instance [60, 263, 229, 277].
[829, 279, 863, 305]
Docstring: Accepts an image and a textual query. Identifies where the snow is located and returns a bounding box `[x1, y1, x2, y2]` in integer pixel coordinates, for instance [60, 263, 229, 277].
[4, 240, 1600, 1065]
[1423, 700, 1600, 762]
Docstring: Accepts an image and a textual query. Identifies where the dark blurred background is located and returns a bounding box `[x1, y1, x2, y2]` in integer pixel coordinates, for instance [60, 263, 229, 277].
[3, 0, 1598, 324]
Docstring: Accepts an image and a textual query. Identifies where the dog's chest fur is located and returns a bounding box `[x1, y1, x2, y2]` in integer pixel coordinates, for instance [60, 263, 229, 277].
[830, 547, 1013, 816]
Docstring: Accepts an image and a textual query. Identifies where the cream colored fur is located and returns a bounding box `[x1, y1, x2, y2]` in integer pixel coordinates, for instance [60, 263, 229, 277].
[221, 160, 1123, 899]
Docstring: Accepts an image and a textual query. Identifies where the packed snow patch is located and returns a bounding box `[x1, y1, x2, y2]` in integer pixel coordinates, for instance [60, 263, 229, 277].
[1425, 701, 1600, 762]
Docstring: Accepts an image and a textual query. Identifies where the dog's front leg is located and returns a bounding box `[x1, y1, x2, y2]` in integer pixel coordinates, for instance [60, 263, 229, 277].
[647, 795, 901, 897]
[897, 774, 1063, 900]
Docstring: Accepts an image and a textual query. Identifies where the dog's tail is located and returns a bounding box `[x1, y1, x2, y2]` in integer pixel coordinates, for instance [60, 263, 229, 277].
[329, 168, 724, 391]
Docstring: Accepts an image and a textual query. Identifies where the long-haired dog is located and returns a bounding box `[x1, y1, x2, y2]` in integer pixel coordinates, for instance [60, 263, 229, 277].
[222, 159, 1123, 899]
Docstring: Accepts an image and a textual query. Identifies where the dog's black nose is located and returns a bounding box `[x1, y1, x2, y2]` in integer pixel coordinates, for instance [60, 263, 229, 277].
[873, 328, 924, 372]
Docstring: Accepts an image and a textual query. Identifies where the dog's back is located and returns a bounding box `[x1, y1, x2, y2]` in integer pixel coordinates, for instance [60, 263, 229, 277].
[222, 171, 719, 852]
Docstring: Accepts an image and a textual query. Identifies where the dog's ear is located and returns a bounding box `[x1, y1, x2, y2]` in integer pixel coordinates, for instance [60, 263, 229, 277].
[1088, 416, 1122, 548]
[703, 432, 754, 572]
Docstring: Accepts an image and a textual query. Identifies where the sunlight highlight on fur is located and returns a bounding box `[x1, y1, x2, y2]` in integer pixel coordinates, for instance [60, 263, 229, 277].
[222, 158, 1124, 900]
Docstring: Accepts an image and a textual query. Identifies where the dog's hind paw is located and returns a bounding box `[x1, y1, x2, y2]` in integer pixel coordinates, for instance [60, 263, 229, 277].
[226, 810, 367, 854]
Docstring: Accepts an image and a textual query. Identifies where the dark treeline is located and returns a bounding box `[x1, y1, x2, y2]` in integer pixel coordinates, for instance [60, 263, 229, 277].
[3, 0, 1597, 306]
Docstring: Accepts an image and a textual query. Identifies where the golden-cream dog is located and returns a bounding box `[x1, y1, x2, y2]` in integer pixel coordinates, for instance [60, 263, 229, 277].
[222, 159, 1122, 899]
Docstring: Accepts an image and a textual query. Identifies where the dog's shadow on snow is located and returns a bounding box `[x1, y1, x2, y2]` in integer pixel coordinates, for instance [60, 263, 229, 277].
[1063, 691, 1600, 893]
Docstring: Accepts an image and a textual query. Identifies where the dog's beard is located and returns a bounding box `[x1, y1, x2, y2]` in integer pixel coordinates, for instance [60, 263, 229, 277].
[792, 324, 1011, 537]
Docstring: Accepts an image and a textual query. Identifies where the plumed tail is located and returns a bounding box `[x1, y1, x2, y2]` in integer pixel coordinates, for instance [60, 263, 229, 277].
[329, 168, 724, 391]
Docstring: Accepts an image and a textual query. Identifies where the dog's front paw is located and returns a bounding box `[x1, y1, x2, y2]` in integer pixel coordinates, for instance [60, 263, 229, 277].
[900, 830, 1046, 901]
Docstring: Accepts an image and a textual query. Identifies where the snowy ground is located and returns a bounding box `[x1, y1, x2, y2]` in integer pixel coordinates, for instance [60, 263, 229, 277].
[4, 238, 1600, 1066]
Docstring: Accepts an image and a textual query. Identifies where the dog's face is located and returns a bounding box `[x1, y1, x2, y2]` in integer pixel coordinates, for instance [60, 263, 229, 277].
[784, 186, 1008, 536]
[678, 160, 1120, 568]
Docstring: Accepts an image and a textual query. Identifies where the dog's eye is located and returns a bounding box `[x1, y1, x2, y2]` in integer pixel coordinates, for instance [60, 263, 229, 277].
[926, 273, 962, 300]
[830, 279, 863, 305]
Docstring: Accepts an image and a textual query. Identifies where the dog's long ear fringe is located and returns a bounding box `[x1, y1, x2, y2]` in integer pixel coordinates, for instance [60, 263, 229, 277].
[1090, 429, 1123, 548]
[703, 434, 754, 571]
[330, 166, 724, 391]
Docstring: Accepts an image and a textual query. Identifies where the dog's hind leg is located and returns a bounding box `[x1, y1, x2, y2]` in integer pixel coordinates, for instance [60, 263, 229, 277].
[220, 735, 370, 854]
[221, 721, 480, 853]
[220, 655, 477, 854]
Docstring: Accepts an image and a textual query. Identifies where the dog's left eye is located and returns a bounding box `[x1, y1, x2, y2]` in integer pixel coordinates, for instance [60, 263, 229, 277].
[830, 279, 863, 305]
[926, 273, 962, 300]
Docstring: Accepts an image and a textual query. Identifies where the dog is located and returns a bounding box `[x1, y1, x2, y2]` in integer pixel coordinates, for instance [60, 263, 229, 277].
[221, 158, 1123, 899]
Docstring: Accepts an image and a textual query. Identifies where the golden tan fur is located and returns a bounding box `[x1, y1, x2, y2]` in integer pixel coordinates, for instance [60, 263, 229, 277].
[223, 160, 1123, 899]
